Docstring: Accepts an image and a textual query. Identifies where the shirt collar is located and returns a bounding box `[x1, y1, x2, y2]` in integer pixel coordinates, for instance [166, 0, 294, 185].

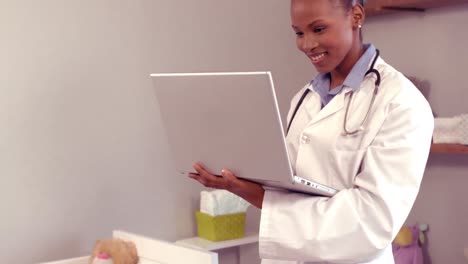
[342, 43, 376, 91]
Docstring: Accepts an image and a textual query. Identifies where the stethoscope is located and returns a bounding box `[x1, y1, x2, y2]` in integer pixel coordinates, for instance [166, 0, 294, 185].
[286, 49, 381, 136]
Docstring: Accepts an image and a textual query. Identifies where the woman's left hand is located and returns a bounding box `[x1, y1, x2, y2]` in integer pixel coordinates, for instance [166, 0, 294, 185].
[189, 163, 265, 209]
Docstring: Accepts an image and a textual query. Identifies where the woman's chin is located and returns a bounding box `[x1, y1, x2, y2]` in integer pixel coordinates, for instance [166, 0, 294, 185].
[312, 65, 331, 74]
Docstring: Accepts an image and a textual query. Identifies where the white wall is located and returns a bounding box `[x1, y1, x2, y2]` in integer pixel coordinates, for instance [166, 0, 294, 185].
[0, 1, 310, 263]
[365, 4, 468, 264]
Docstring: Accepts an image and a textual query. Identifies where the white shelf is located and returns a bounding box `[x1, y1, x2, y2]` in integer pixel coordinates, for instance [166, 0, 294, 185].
[175, 232, 259, 251]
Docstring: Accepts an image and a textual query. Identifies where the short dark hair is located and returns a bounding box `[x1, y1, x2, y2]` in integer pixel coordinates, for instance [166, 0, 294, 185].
[336, 0, 366, 11]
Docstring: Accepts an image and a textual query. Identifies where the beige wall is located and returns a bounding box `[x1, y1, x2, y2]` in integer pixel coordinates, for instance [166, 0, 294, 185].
[365, 4, 468, 264]
[0, 1, 306, 263]
[2, 1, 467, 264]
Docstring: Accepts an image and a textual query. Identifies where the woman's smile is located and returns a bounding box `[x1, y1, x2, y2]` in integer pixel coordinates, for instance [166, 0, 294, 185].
[308, 51, 327, 65]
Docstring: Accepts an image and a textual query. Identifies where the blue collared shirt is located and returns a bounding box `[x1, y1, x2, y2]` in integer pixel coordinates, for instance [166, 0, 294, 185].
[311, 44, 377, 108]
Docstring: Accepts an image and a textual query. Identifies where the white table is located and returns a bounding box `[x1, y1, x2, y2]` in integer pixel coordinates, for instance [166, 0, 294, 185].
[175, 233, 259, 264]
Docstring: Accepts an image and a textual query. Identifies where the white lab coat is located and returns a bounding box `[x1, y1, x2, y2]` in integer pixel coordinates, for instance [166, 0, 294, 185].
[259, 57, 434, 264]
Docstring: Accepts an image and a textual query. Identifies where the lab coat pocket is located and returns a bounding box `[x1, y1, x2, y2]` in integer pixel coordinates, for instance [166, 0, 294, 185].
[330, 147, 366, 188]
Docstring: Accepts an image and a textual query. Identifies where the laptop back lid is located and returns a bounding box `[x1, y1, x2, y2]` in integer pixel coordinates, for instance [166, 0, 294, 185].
[151, 72, 294, 184]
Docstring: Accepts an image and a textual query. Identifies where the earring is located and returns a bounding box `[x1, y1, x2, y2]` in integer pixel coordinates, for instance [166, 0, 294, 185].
[358, 24, 362, 29]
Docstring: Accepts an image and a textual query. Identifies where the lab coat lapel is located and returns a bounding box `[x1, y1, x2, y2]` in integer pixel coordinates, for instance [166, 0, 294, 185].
[307, 87, 351, 127]
[303, 91, 322, 120]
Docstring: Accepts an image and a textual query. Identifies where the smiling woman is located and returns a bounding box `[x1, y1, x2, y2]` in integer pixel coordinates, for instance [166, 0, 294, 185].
[188, 0, 434, 263]
[290, 0, 366, 86]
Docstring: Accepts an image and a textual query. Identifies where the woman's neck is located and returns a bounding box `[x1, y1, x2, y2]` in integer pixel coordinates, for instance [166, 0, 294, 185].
[329, 42, 365, 89]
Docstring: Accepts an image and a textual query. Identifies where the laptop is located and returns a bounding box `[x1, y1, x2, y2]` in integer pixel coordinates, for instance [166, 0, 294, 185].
[151, 71, 337, 197]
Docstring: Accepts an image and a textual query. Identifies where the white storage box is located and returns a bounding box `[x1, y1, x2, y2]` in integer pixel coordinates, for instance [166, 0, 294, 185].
[40, 256, 88, 264]
[40, 230, 218, 264]
[433, 114, 468, 144]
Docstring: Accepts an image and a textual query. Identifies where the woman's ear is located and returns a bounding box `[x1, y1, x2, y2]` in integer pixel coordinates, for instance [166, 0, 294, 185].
[351, 4, 365, 29]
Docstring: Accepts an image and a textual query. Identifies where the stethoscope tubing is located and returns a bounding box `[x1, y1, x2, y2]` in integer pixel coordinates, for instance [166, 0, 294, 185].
[286, 49, 381, 136]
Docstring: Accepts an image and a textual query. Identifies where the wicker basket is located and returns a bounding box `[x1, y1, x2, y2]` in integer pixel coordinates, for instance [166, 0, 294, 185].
[195, 211, 246, 241]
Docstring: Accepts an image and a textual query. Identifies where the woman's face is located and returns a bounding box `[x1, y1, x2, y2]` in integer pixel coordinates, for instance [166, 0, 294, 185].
[291, 0, 356, 73]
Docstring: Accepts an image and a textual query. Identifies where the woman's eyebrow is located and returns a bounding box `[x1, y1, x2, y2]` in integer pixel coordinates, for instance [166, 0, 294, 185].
[308, 19, 326, 27]
[292, 19, 326, 30]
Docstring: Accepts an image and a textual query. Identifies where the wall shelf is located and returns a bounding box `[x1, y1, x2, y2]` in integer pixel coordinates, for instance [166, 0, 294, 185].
[430, 144, 468, 154]
[175, 233, 258, 251]
[365, 0, 468, 16]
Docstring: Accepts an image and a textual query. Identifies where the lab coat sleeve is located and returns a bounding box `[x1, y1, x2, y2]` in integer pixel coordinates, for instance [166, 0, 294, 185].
[259, 86, 434, 263]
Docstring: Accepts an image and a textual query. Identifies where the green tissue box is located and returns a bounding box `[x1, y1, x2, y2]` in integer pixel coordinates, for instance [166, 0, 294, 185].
[195, 211, 246, 241]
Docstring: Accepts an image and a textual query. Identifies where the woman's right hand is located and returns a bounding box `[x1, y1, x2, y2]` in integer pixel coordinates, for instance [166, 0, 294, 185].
[188, 163, 265, 209]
